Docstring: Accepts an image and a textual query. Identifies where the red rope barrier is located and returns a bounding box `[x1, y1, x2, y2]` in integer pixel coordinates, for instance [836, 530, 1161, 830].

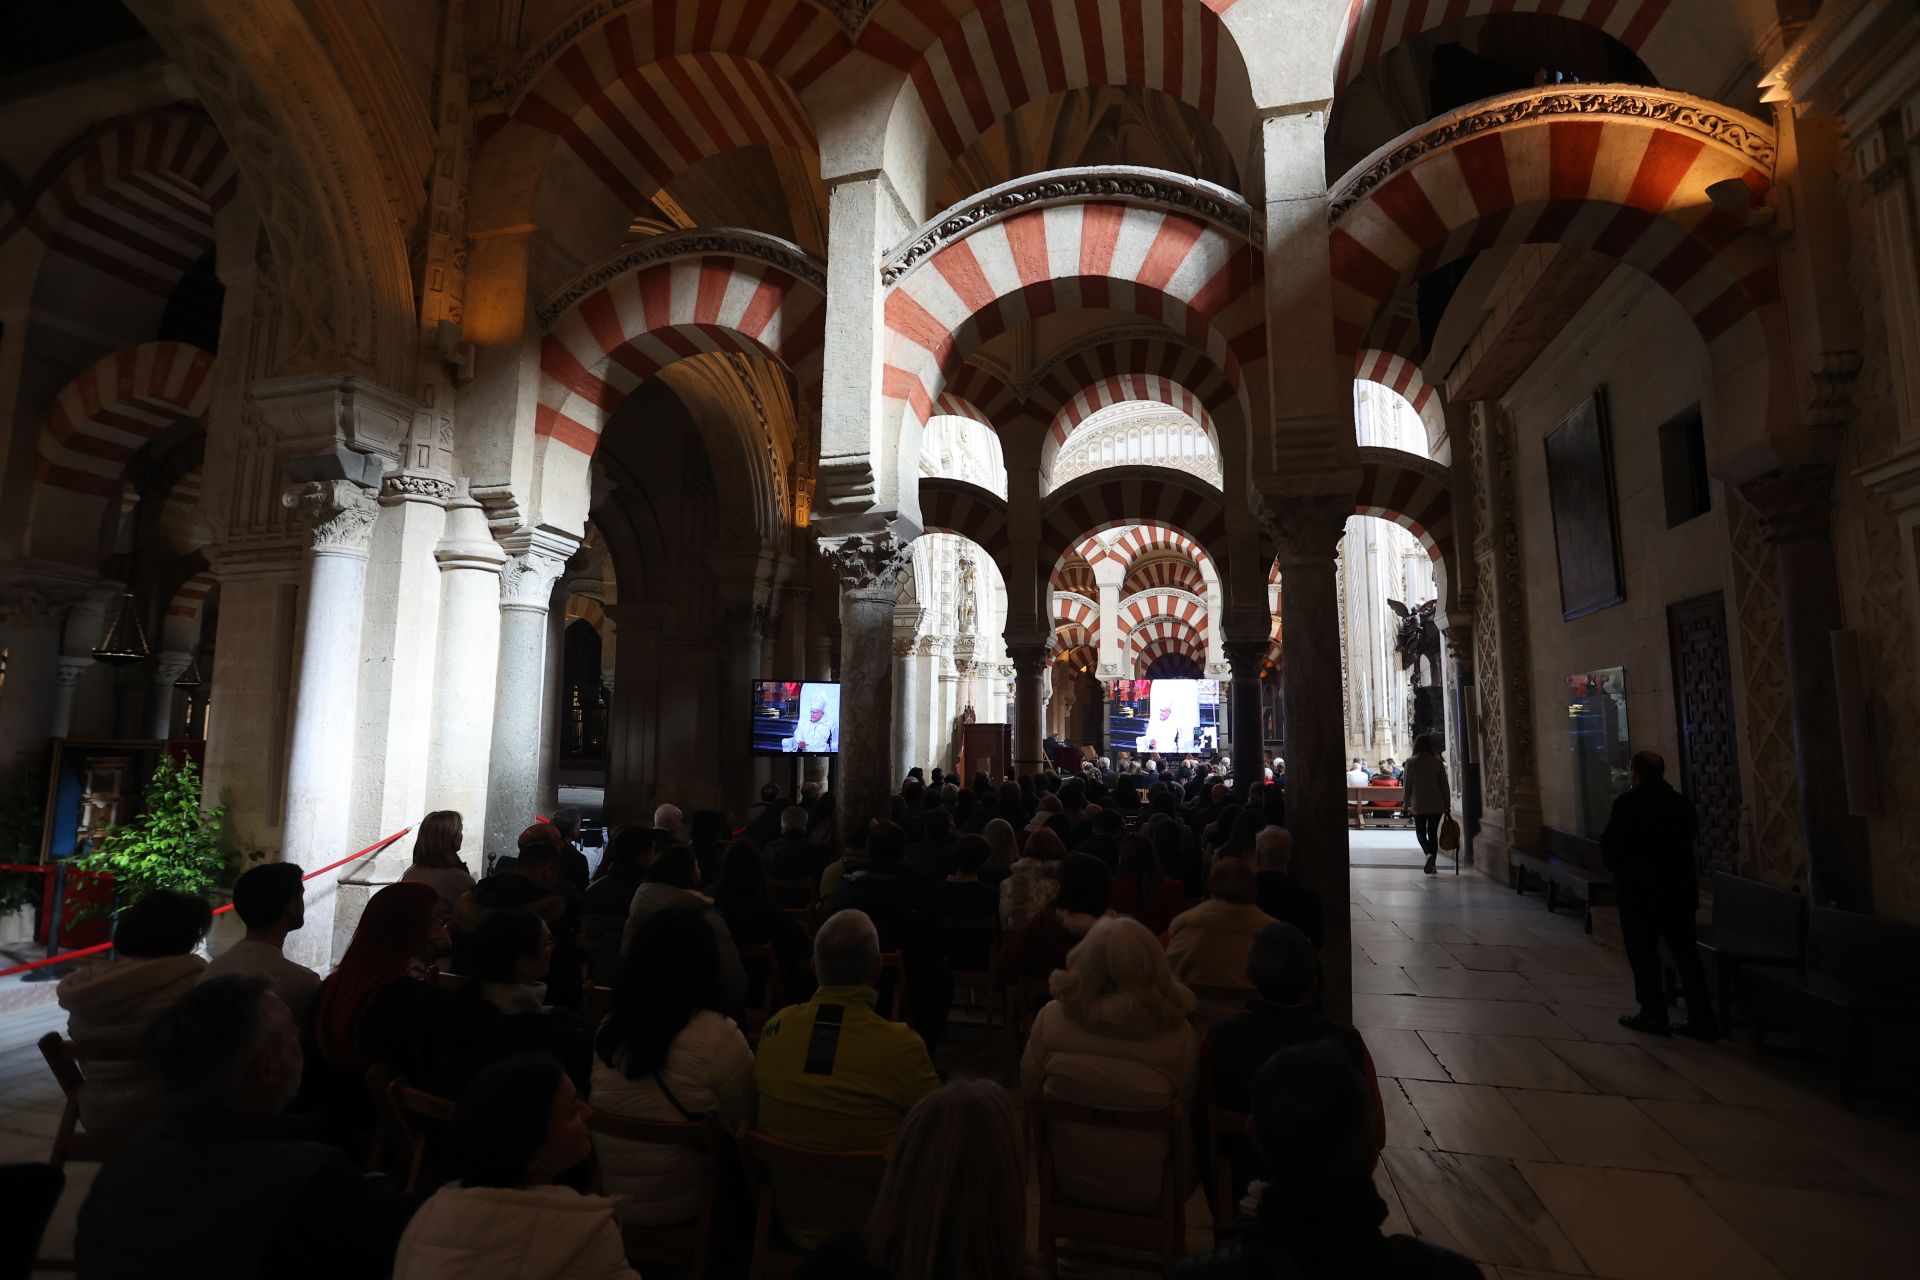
[0, 826, 412, 980]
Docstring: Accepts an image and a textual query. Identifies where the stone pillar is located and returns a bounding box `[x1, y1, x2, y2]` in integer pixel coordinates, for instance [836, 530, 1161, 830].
[819, 534, 912, 843]
[485, 531, 575, 864]
[1224, 637, 1269, 793]
[893, 631, 925, 779]
[278, 479, 380, 969]
[779, 587, 811, 677]
[426, 486, 505, 872]
[1008, 639, 1050, 774]
[0, 591, 67, 766]
[50, 656, 94, 738]
[535, 599, 566, 816]
[147, 652, 193, 739]
[1736, 465, 1873, 909]
[603, 601, 662, 825]
[1096, 580, 1124, 677]
[1262, 493, 1354, 1022]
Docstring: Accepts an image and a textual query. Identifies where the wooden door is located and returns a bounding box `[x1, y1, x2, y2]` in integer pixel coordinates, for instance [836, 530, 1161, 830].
[1667, 593, 1742, 878]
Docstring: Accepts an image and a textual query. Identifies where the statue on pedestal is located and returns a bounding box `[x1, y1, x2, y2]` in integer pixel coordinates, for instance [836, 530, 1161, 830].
[1389, 598, 1446, 749]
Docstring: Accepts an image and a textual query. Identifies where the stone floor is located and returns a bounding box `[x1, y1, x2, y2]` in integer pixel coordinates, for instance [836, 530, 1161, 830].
[3, 831, 1917, 1276]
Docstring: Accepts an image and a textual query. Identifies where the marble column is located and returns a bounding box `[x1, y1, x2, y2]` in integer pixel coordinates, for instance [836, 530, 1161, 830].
[1224, 638, 1268, 794]
[893, 632, 925, 780]
[426, 487, 506, 873]
[485, 531, 576, 863]
[1008, 639, 1050, 774]
[1737, 465, 1873, 910]
[1096, 580, 1124, 677]
[50, 656, 94, 738]
[819, 534, 912, 844]
[536, 599, 567, 816]
[146, 651, 193, 739]
[279, 479, 380, 969]
[1263, 493, 1354, 1022]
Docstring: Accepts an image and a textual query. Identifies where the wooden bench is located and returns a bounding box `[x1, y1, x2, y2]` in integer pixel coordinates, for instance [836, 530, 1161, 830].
[1689, 872, 1805, 1025]
[1509, 829, 1613, 933]
[1743, 905, 1920, 1105]
[1346, 785, 1404, 828]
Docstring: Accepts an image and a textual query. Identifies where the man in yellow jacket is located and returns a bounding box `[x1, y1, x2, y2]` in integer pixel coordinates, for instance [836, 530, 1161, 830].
[753, 908, 939, 1250]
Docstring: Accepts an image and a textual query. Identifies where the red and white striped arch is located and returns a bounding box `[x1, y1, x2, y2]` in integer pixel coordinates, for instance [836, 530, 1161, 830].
[1053, 590, 1099, 630]
[29, 342, 214, 562]
[1030, 333, 1238, 432]
[1051, 622, 1097, 671]
[883, 203, 1262, 450]
[1329, 89, 1781, 393]
[1354, 347, 1444, 441]
[162, 569, 216, 651]
[918, 476, 1013, 566]
[1050, 555, 1098, 597]
[1037, 372, 1221, 477]
[1130, 616, 1208, 673]
[1354, 447, 1454, 567]
[892, 0, 1253, 179]
[1124, 554, 1208, 597]
[538, 251, 826, 457]
[1107, 524, 1215, 576]
[1118, 588, 1208, 636]
[1334, 1, 1744, 99]
[18, 108, 239, 300]
[1039, 468, 1229, 570]
[515, 47, 817, 211]
[1264, 611, 1283, 673]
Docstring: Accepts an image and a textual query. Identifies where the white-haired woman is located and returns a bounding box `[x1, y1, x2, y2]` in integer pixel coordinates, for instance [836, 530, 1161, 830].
[1019, 916, 1199, 1213]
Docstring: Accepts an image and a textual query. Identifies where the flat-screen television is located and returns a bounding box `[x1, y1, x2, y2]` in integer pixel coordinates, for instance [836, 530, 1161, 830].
[751, 680, 841, 755]
[1107, 678, 1222, 754]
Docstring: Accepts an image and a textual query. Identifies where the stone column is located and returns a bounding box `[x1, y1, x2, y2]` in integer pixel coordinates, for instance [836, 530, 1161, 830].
[0, 590, 67, 766]
[485, 531, 576, 863]
[779, 587, 811, 677]
[602, 601, 662, 825]
[146, 652, 193, 739]
[1224, 637, 1269, 793]
[1008, 639, 1050, 774]
[1736, 465, 1873, 909]
[426, 486, 506, 872]
[893, 631, 925, 779]
[819, 533, 912, 843]
[278, 479, 380, 969]
[1262, 493, 1354, 1022]
[1096, 580, 1124, 677]
[50, 656, 94, 738]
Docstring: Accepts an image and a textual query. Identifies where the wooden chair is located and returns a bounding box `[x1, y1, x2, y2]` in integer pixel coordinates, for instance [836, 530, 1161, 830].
[37, 1033, 140, 1169]
[1030, 1094, 1187, 1276]
[765, 877, 817, 934]
[946, 916, 998, 1034]
[877, 950, 912, 1024]
[738, 1128, 888, 1280]
[386, 1077, 459, 1194]
[588, 1110, 725, 1280]
[738, 943, 784, 1043]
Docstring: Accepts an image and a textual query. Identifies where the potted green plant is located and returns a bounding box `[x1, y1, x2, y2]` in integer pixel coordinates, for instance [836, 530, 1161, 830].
[69, 757, 236, 915]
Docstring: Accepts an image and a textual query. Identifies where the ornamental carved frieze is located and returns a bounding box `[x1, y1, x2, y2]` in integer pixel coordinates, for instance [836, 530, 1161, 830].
[283, 480, 380, 554]
[538, 229, 827, 327]
[381, 472, 456, 503]
[882, 167, 1258, 286]
[819, 533, 914, 595]
[469, 1, 631, 107]
[1328, 85, 1778, 224]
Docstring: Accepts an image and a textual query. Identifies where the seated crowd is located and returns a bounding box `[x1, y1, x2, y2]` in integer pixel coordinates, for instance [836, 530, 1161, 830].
[45, 756, 1471, 1280]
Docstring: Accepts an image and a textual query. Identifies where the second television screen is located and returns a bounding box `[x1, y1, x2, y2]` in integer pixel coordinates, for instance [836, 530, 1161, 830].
[751, 680, 841, 754]
[1107, 678, 1221, 753]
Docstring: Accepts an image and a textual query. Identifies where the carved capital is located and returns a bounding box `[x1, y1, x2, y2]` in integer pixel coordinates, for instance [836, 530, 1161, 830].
[54, 655, 93, 688]
[283, 480, 380, 555]
[1256, 491, 1353, 566]
[819, 532, 914, 598]
[1735, 465, 1837, 547]
[1205, 661, 1233, 680]
[1804, 349, 1863, 432]
[1007, 643, 1051, 675]
[1096, 662, 1124, 680]
[496, 527, 579, 611]
[1222, 640, 1269, 677]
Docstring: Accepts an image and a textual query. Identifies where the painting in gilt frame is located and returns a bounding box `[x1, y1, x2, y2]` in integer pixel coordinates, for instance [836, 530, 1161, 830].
[1543, 389, 1626, 620]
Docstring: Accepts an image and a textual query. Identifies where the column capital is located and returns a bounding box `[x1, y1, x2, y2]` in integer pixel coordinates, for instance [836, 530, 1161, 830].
[1006, 641, 1051, 674]
[283, 480, 380, 557]
[149, 650, 194, 684]
[54, 654, 93, 688]
[1222, 639, 1268, 677]
[496, 527, 579, 611]
[818, 532, 914, 598]
[1734, 463, 1836, 546]
[1255, 487, 1355, 566]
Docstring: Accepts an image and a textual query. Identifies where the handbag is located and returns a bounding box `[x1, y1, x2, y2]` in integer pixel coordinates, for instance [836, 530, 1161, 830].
[1437, 813, 1461, 853]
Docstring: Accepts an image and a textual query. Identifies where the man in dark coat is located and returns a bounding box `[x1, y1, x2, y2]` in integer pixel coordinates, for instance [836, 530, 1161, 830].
[1600, 751, 1717, 1038]
[822, 820, 951, 1052]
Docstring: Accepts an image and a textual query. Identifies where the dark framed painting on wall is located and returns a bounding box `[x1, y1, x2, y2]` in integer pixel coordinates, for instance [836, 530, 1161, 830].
[1543, 389, 1625, 620]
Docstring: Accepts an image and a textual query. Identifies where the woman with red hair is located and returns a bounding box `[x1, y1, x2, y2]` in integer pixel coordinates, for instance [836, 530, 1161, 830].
[312, 880, 447, 1081]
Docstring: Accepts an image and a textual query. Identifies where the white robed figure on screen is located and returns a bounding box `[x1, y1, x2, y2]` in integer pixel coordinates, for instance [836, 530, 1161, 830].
[783, 683, 840, 753]
[1139, 680, 1200, 753]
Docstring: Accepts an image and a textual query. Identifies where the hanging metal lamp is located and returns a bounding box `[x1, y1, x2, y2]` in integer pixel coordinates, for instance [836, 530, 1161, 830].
[173, 654, 204, 689]
[92, 591, 152, 666]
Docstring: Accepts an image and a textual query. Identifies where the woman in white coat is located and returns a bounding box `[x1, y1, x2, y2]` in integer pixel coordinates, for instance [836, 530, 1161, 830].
[393, 1054, 636, 1280]
[591, 904, 754, 1226]
[1402, 734, 1452, 876]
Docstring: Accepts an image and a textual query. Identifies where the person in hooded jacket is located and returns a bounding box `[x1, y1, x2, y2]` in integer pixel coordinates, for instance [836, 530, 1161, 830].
[620, 847, 747, 1013]
[57, 889, 211, 1134]
[393, 1053, 636, 1280]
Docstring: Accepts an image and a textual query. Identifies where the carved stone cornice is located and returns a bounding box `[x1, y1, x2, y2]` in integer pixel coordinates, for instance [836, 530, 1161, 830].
[251, 373, 421, 485]
[1329, 86, 1778, 225]
[883, 167, 1258, 286]
[818, 533, 914, 597]
[538, 229, 827, 327]
[380, 472, 456, 505]
[283, 480, 380, 556]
